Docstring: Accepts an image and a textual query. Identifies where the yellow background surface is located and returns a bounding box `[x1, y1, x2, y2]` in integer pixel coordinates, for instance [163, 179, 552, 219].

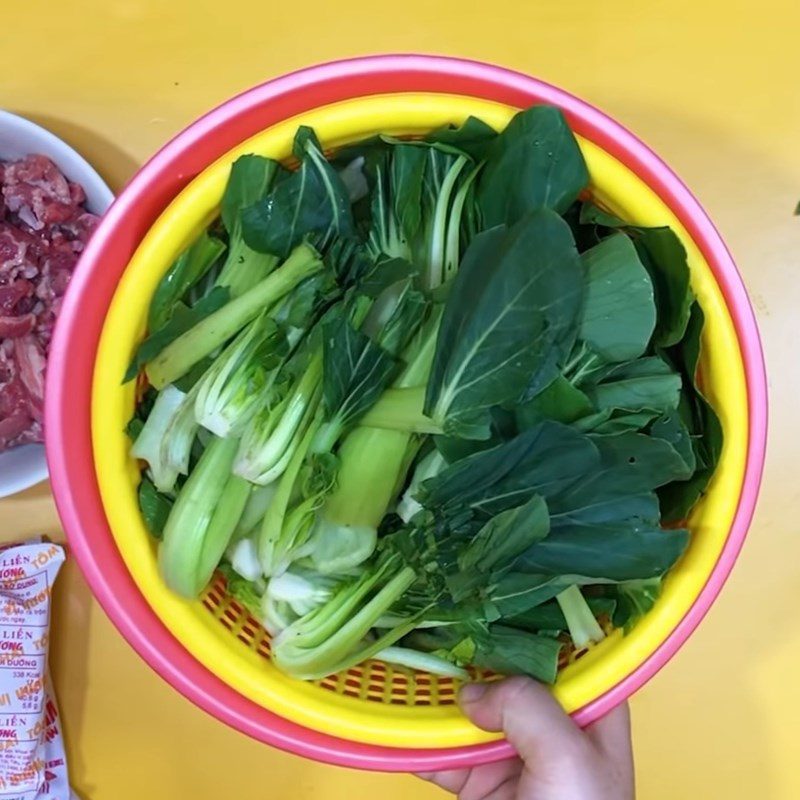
[0, 1, 796, 797]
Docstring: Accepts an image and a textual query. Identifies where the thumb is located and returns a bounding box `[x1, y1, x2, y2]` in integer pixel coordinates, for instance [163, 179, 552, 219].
[460, 677, 584, 761]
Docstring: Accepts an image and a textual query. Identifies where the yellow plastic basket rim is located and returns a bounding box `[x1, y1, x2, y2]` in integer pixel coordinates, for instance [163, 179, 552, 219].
[92, 93, 747, 749]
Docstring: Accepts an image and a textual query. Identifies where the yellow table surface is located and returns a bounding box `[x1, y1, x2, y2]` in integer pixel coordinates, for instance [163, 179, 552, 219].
[1, 1, 797, 797]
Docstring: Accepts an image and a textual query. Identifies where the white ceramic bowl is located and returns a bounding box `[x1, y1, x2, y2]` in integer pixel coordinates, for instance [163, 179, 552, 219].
[0, 110, 114, 498]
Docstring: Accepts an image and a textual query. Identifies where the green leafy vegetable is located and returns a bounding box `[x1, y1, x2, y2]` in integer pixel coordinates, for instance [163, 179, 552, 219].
[257, 419, 322, 576]
[425, 210, 583, 437]
[363, 142, 479, 289]
[312, 309, 398, 453]
[216, 154, 281, 297]
[159, 436, 250, 597]
[242, 127, 354, 258]
[125, 287, 230, 383]
[146, 243, 323, 389]
[475, 626, 563, 683]
[234, 346, 323, 486]
[217, 562, 264, 617]
[138, 477, 173, 539]
[611, 578, 662, 632]
[556, 585, 605, 648]
[131, 384, 192, 492]
[425, 115, 498, 160]
[194, 314, 288, 437]
[447, 494, 550, 601]
[579, 233, 656, 362]
[657, 302, 723, 520]
[584, 358, 682, 416]
[635, 228, 694, 348]
[221, 155, 280, 233]
[478, 106, 589, 224]
[126, 105, 723, 688]
[148, 232, 227, 332]
[578, 203, 695, 348]
[508, 596, 616, 634]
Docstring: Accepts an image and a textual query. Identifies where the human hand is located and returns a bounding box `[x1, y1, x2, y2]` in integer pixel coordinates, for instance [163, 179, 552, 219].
[417, 677, 634, 800]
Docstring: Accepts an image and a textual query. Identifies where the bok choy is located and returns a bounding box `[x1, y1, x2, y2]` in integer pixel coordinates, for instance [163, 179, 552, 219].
[124, 107, 722, 687]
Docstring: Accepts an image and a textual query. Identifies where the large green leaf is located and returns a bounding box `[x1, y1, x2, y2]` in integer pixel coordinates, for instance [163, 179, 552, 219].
[447, 495, 550, 602]
[635, 227, 694, 347]
[242, 127, 354, 258]
[574, 409, 659, 435]
[515, 520, 688, 581]
[320, 309, 398, 437]
[425, 210, 584, 438]
[147, 233, 227, 331]
[125, 287, 230, 382]
[470, 624, 562, 684]
[515, 374, 594, 430]
[221, 154, 280, 234]
[485, 572, 610, 619]
[138, 477, 173, 539]
[365, 145, 426, 260]
[576, 205, 695, 349]
[512, 432, 692, 580]
[425, 426, 692, 572]
[611, 577, 662, 632]
[658, 302, 724, 521]
[478, 106, 589, 225]
[508, 596, 617, 634]
[391, 145, 429, 243]
[579, 233, 656, 362]
[427, 425, 691, 583]
[421, 422, 598, 519]
[650, 412, 696, 474]
[584, 357, 682, 415]
[552, 431, 694, 514]
[425, 115, 498, 160]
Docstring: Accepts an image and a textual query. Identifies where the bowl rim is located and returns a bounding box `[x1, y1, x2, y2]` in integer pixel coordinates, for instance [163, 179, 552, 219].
[0, 108, 113, 498]
[92, 93, 749, 748]
[45, 55, 767, 771]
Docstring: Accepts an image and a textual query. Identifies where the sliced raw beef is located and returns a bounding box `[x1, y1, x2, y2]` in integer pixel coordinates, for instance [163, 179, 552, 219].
[0, 155, 100, 452]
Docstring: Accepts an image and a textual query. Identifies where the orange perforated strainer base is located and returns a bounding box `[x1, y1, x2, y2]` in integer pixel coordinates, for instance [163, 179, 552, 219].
[202, 573, 609, 708]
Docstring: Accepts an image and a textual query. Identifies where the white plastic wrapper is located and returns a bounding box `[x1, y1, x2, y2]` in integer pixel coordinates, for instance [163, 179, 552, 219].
[0, 542, 74, 799]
